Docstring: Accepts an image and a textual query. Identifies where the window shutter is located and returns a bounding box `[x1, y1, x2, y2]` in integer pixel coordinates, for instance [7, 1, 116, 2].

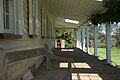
[33, 0, 36, 35]
[0, 0, 4, 33]
[29, 0, 33, 35]
[35, 0, 38, 35]
[13, 0, 17, 35]
[18, 0, 24, 35]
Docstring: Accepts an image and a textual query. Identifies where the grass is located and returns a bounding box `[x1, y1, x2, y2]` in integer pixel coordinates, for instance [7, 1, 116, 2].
[90, 48, 120, 68]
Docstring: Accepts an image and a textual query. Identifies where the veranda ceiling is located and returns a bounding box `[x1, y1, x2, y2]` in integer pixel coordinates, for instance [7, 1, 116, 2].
[42, 0, 106, 29]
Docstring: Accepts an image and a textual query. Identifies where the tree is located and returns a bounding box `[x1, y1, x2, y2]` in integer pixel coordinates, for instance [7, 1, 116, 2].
[114, 26, 120, 47]
[56, 29, 76, 48]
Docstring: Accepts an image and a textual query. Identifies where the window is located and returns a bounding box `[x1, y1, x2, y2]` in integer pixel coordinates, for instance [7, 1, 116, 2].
[0, 0, 24, 38]
[2, 0, 15, 34]
[3, 0, 9, 29]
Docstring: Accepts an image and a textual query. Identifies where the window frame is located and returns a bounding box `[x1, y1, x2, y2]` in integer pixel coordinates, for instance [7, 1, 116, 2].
[3, 0, 10, 32]
[3, 0, 14, 34]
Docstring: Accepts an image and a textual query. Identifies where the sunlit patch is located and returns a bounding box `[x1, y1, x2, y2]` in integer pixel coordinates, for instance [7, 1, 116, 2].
[72, 73, 103, 80]
[72, 63, 91, 68]
[59, 62, 91, 68]
[61, 49, 74, 52]
[59, 62, 68, 68]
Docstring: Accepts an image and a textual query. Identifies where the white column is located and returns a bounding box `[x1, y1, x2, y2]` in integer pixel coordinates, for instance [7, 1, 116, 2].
[86, 27, 90, 53]
[82, 27, 85, 51]
[78, 29, 82, 49]
[55, 40, 57, 48]
[94, 26, 98, 56]
[106, 22, 111, 64]
[76, 30, 79, 48]
[61, 40, 65, 48]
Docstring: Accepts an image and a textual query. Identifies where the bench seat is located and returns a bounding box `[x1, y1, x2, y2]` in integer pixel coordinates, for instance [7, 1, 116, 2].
[35, 70, 70, 80]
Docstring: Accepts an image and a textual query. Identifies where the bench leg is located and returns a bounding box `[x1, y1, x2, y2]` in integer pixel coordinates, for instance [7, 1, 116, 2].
[46, 56, 52, 71]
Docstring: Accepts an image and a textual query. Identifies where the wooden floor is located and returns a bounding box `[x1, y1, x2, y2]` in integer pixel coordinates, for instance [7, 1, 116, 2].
[34, 48, 120, 80]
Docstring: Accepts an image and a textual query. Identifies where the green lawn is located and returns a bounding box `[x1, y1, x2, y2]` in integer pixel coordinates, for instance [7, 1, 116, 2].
[90, 48, 120, 68]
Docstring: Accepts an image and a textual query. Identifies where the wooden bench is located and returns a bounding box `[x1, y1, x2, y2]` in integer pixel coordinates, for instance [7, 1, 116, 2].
[34, 44, 74, 80]
[0, 44, 73, 80]
[0, 47, 45, 80]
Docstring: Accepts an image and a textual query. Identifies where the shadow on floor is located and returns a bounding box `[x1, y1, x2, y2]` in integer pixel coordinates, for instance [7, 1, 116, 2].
[53, 48, 120, 80]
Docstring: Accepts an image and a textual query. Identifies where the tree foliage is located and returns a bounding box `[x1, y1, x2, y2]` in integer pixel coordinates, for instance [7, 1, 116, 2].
[56, 29, 76, 47]
[113, 27, 120, 47]
[91, 0, 120, 25]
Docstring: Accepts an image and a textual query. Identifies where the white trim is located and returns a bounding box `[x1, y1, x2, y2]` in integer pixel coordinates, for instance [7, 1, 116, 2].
[0, 0, 4, 33]
[13, 0, 17, 34]
[36, 0, 38, 35]
[29, 0, 33, 35]
[18, 0, 24, 35]
[14, 0, 19, 35]
[8, 0, 14, 34]
[29, 0, 37, 35]
[33, 0, 36, 35]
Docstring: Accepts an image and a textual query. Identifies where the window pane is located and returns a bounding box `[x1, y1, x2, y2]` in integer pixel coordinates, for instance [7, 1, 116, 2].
[3, 13, 6, 28]
[6, 0, 9, 13]
[3, 0, 9, 29]
[3, 0, 5, 12]
[6, 15, 9, 29]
